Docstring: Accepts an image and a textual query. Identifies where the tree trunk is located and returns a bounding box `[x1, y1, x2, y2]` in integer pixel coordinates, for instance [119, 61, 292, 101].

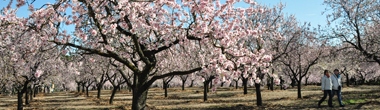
[17, 81, 29, 110]
[97, 83, 103, 99]
[346, 74, 350, 87]
[297, 81, 302, 99]
[109, 86, 119, 104]
[34, 86, 38, 97]
[189, 80, 194, 87]
[305, 77, 309, 86]
[242, 78, 248, 94]
[270, 77, 274, 91]
[235, 80, 238, 89]
[17, 91, 23, 110]
[82, 83, 85, 93]
[77, 82, 81, 92]
[132, 88, 148, 110]
[291, 79, 295, 88]
[29, 86, 34, 101]
[181, 80, 186, 90]
[203, 81, 209, 101]
[164, 83, 168, 97]
[86, 86, 89, 97]
[209, 81, 213, 89]
[25, 86, 29, 105]
[255, 83, 262, 106]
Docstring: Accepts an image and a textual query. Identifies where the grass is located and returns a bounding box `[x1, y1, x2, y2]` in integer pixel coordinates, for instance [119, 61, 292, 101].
[0, 85, 379, 109]
[344, 99, 366, 105]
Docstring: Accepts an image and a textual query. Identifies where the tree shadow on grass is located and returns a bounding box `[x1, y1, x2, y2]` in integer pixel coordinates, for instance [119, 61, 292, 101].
[354, 101, 380, 109]
[262, 89, 380, 109]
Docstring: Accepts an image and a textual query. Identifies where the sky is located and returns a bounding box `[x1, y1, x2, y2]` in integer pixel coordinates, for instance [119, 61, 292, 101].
[0, 0, 329, 28]
[236, 0, 330, 28]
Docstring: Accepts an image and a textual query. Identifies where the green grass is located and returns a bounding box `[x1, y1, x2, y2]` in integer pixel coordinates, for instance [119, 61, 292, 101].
[344, 99, 366, 105]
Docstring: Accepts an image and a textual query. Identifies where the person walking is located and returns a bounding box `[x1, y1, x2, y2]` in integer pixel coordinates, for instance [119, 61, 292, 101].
[318, 70, 333, 108]
[332, 69, 345, 107]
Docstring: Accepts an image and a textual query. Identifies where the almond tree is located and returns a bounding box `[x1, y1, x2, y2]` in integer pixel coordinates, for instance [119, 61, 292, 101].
[108, 60, 129, 104]
[0, 4, 62, 109]
[325, 44, 360, 86]
[155, 44, 199, 97]
[353, 62, 380, 85]
[86, 55, 110, 99]
[324, 0, 380, 65]
[280, 23, 327, 99]
[263, 4, 302, 91]
[179, 73, 197, 90]
[9, 0, 275, 109]
[77, 56, 99, 97]
[179, 74, 189, 90]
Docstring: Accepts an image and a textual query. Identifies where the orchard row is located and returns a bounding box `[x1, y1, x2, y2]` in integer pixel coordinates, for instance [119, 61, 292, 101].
[0, 0, 379, 110]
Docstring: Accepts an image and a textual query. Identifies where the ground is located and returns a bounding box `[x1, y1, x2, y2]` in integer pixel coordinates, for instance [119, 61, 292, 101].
[0, 85, 379, 110]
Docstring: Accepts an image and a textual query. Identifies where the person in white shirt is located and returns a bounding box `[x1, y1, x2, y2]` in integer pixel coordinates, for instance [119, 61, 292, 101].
[318, 70, 333, 108]
[332, 69, 345, 107]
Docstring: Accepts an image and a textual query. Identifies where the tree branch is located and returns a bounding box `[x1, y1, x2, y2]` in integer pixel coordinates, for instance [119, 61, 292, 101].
[142, 67, 202, 90]
[51, 41, 140, 73]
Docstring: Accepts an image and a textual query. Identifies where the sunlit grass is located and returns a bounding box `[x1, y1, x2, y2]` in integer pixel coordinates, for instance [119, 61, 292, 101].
[344, 99, 366, 105]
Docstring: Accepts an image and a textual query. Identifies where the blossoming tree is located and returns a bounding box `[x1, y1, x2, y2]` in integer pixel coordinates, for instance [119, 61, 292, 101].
[324, 0, 380, 65]
[5, 0, 280, 109]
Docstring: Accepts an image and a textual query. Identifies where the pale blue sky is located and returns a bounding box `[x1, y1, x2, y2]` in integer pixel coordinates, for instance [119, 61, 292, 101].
[1, 0, 328, 28]
[236, 0, 329, 28]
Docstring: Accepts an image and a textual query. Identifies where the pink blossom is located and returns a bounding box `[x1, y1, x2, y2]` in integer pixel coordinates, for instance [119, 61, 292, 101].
[110, 23, 117, 30]
[104, 45, 114, 51]
[90, 29, 97, 36]
[35, 70, 43, 78]
[274, 78, 280, 85]
[28, 4, 34, 11]
[262, 55, 272, 62]
[249, 77, 254, 85]
[255, 77, 261, 84]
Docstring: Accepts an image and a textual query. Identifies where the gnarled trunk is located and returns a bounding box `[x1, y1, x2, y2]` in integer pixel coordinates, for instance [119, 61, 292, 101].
[132, 88, 149, 110]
